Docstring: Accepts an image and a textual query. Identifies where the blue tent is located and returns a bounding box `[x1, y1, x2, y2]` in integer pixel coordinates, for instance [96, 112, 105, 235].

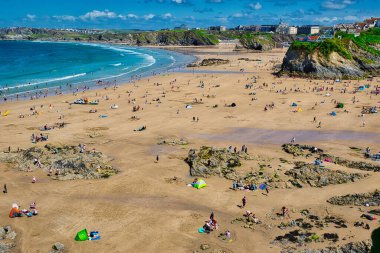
[330, 111, 337, 116]
[292, 102, 297, 107]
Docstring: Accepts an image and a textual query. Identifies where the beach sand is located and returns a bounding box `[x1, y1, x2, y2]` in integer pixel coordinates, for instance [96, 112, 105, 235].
[0, 44, 379, 253]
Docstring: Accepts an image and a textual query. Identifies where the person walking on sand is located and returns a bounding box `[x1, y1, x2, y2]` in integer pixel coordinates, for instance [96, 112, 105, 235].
[242, 196, 247, 208]
[210, 211, 214, 221]
[156, 155, 159, 163]
[3, 184, 7, 194]
[264, 182, 269, 195]
[291, 137, 295, 144]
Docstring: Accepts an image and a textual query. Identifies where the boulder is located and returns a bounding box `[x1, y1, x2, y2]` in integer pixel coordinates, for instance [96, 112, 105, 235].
[185, 146, 243, 179]
[53, 242, 65, 252]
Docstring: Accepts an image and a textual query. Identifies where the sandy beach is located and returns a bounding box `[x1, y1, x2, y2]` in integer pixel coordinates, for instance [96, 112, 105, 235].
[0, 44, 379, 253]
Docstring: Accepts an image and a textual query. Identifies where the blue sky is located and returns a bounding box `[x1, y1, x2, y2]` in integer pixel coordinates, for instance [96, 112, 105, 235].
[0, 0, 379, 29]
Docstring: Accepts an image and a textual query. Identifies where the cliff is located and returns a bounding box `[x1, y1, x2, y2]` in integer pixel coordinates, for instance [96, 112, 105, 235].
[0, 28, 293, 50]
[280, 28, 380, 79]
[0, 28, 219, 46]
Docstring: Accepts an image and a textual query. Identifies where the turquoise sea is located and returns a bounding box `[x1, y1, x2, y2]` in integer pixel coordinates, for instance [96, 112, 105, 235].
[0, 41, 195, 98]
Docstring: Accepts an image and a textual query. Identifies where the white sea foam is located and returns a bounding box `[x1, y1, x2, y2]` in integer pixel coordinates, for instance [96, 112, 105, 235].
[0, 73, 86, 91]
[111, 63, 122, 67]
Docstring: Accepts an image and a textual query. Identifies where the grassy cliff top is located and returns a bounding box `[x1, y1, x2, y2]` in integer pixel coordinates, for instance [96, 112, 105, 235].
[289, 28, 380, 60]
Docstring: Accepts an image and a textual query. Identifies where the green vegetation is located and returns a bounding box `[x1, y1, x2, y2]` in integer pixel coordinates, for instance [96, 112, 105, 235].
[290, 28, 380, 61]
[336, 28, 380, 56]
[290, 39, 352, 60]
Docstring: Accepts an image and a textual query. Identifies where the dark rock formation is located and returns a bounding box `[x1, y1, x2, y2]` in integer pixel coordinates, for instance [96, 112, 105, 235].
[327, 190, 380, 206]
[0, 144, 118, 180]
[280, 240, 372, 253]
[285, 162, 367, 188]
[185, 146, 243, 179]
[189, 58, 230, 67]
[319, 154, 380, 172]
[282, 144, 322, 157]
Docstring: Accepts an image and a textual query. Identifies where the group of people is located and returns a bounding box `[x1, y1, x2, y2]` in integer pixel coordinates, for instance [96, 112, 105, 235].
[202, 211, 218, 234]
[9, 202, 38, 218]
[31, 133, 48, 143]
[228, 145, 248, 154]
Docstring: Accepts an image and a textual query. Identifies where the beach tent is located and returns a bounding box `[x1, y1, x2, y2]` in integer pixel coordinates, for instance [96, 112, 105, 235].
[358, 86, 365, 91]
[75, 229, 89, 241]
[297, 108, 303, 112]
[193, 179, 207, 189]
[337, 103, 344, 108]
[185, 105, 192, 109]
[291, 102, 297, 107]
[330, 111, 337, 116]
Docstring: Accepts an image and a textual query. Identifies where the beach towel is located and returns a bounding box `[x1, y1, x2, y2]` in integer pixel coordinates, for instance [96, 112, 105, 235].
[198, 228, 205, 233]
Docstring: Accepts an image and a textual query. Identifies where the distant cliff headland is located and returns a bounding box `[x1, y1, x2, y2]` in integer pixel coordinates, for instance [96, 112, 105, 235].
[0, 27, 293, 50]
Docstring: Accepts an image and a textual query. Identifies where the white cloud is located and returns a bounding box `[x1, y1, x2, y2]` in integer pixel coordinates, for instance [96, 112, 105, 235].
[322, 0, 355, 10]
[127, 14, 138, 19]
[315, 16, 339, 23]
[343, 15, 358, 21]
[162, 13, 173, 19]
[80, 10, 119, 21]
[249, 2, 262, 10]
[26, 14, 36, 21]
[143, 14, 155, 20]
[53, 15, 77, 22]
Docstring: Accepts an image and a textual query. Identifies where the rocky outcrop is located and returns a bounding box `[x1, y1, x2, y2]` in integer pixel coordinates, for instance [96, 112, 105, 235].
[0, 144, 118, 180]
[238, 35, 275, 51]
[280, 240, 372, 253]
[282, 144, 323, 157]
[157, 137, 189, 146]
[199, 58, 230, 66]
[285, 162, 367, 188]
[280, 36, 380, 79]
[327, 190, 380, 206]
[188, 58, 230, 67]
[0, 226, 17, 253]
[185, 146, 243, 179]
[319, 154, 380, 172]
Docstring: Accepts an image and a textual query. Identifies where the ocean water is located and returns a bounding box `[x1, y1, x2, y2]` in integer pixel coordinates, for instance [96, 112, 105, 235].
[0, 41, 195, 97]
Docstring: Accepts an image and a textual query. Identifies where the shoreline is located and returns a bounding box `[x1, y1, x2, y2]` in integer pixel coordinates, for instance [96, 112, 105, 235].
[0, 41, 198, 103]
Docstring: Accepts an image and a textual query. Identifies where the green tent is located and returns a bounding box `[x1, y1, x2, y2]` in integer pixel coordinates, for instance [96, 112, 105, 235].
[193, 179, 207, 189]
[337, 103, 344, 108]
[75, 229, 89, 241]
